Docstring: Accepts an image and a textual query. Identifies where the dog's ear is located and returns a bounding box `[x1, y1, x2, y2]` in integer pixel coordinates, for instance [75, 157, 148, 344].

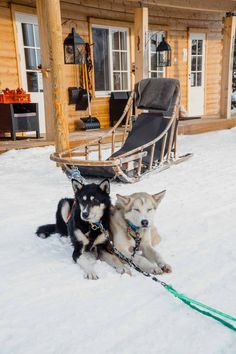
[99, 179, 110, 194]
[72, 179, 84, 193]
[152, 190, 166, 206]
[116, 194, 131, 206]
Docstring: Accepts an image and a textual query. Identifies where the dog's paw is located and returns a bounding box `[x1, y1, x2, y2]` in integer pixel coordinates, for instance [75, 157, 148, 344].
[116, 265, 132, 276]
[159, 263, 172, 273]
[152, 266, 164, 275]
[36, 232, 48, 239]
[145, 265, 163, 275]
[84, 271, 99, 280]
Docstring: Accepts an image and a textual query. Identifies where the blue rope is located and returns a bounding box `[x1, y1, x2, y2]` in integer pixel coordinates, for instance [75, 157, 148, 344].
[66, 167, 86, 184]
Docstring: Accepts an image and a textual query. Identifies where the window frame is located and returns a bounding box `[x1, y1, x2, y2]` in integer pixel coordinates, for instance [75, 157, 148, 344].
[148, 31, 166, 79]
[91, 24, 130, 97]
[21, 22, 42, 92]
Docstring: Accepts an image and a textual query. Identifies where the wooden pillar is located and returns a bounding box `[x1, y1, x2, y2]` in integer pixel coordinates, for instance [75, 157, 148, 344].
[134, 7, 149, 83]
[221, 14, 236, 119]
[36, 0, 69, 153]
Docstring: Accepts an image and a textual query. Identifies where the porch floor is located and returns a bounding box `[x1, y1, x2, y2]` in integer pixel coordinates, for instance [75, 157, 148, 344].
[1, 117, 236, 154]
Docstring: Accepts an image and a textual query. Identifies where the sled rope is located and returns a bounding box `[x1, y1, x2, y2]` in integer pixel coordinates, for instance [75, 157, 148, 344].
[100, 227, 236, 332]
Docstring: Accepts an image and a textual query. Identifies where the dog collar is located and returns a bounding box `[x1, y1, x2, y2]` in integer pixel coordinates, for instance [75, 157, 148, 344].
[127, 220, 139, 233]
[126, 220, 142, 257]
[90, 221, 103, 231]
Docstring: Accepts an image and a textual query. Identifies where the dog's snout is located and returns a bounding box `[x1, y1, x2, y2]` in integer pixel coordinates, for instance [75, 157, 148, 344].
[82, 211, 89, 219]
[141, 219, 149, 227]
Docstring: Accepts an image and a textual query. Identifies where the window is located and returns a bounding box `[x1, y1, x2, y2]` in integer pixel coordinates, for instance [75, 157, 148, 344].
[21, 23, 42, 92]
[148, 31, 165, 78]
[190, 39, 203, 87]
[92, 26, 130, 95]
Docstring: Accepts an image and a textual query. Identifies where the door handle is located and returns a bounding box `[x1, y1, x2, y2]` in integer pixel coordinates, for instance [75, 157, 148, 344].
[37, 65, 51, 78]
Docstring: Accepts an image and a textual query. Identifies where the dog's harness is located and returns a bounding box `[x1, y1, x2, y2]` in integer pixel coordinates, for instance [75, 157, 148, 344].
[66, 203, 111, 251]
[127, 221, 142, 257]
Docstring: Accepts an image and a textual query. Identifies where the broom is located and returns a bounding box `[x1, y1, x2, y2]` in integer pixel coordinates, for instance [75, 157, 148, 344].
[78, 63, 100, 130]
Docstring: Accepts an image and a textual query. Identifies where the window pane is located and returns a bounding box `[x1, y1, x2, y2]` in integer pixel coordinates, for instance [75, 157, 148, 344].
[34, 25, 40, 47]
[191, 40, 197, 55]
[36, 49, 41, 66]
[22, 23, 34, 46]
[197, 56, 202, 71]
[27, 72, 38, 92]
[120, 31, 127, 50]
[151, 34, 157, 52]
[151, 72, 157, 78]
[121, 52, 127, 70]
[121, 72, 128, 90]
[191, 56, 196, 71]
[151, 53, 157, 71]
[24, 48, 37, 69]
[157, 70, 164, 78]
[113, 52, 120, 70]
[191, 72, 196, 87]
[197, 72, 202, 86]
[198, 40, 203, 55]
[113, 72, 121, 90]
[92, 28, 110, 91]
[112, 31, 120, 50]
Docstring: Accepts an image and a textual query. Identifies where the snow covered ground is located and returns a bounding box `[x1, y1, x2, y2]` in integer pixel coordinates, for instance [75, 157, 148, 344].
[1, 128, 236, 354]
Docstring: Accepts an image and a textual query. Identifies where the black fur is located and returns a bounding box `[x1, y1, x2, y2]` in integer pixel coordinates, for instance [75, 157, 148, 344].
[36, 198, 74, 238]
[36, 179, 111, 264]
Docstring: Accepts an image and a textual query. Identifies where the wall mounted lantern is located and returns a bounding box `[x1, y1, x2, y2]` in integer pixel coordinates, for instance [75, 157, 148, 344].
[156, 36, 171, 67]
[64, 28, 86, 64]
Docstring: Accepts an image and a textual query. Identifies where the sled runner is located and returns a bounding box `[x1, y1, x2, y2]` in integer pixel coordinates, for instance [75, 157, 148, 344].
[50, 78, 192, 183]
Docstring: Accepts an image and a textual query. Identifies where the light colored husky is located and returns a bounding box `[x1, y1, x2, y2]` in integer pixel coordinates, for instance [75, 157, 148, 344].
[110, 191, 172, 275]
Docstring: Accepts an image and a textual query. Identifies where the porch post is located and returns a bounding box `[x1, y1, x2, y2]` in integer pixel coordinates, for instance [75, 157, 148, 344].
[36, 0, 69, 153]
[134, 7, 149, 83]
[221, 13, 236, 119]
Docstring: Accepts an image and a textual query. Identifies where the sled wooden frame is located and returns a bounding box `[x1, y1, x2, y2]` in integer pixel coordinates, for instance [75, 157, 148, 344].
[50, 90, 192, 183]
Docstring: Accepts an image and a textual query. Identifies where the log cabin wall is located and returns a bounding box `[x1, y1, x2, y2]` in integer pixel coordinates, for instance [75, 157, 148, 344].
[61, 2, 224, 129]
[0, 1, 19, 89]
[0, 0, 225, 132]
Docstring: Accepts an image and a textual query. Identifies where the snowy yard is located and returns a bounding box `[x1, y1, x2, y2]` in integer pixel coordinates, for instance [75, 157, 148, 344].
[1, 128, 236, 354]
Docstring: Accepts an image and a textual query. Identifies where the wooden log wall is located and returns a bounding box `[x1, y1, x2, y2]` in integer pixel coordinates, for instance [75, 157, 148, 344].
[0, 1, 19, 89]
[60, 1, 224, 127]
[0, 0, 225, 133]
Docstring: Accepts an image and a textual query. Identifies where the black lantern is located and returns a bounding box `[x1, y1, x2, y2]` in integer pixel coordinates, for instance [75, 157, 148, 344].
[64, 28, 86, 64]
[156, 36, 171, 67]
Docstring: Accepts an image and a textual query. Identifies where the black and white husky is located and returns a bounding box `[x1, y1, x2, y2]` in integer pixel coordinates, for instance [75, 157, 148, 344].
[36, 179, 125, 279]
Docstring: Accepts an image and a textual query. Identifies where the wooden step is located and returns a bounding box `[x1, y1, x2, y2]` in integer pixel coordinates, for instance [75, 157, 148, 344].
[178, 117, 236, 135]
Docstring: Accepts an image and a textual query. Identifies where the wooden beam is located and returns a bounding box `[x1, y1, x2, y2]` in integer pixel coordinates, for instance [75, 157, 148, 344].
[134, 7, 149, 83]
[36, 0, 69, 152]
[128, 0, 236, 13]
[220, 15, 236, 118]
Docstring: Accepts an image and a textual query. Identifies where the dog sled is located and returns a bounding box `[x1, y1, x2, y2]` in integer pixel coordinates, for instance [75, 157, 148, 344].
[50, 78, 192, 183]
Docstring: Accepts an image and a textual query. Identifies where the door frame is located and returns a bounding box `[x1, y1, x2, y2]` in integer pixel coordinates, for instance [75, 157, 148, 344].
[12, 8, 46, 134]
[11, 4, 37, 88]
[187, 29, 207, 117]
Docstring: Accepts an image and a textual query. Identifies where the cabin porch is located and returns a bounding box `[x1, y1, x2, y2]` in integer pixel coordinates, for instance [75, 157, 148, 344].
[1, 115, 236, 154]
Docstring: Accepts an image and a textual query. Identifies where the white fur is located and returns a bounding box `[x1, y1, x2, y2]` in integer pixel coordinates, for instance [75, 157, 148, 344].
[79, 203, 105, 223]
[77, 253, 98, 280]
[74, 229, 89, 252]
[61, 201, 71, 223]
[99, 251, 131, 275]
[111, 192, 171, 274]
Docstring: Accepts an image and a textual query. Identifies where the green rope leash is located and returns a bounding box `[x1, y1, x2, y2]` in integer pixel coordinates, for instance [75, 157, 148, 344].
[164, 284, 236, 332]
[105, 234, 236, 332]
